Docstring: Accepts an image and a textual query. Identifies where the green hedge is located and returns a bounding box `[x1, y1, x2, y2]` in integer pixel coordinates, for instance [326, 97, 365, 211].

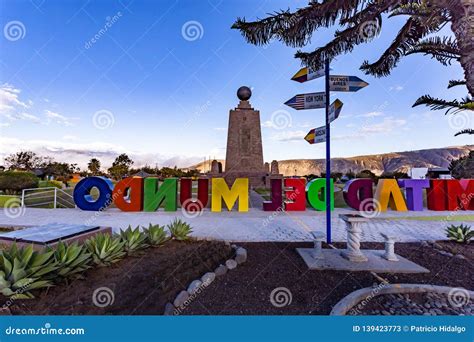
[0, 171, 39, 194]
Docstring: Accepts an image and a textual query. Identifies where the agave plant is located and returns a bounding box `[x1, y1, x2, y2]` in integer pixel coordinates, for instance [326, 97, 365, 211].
[52, 241, 92, 279]
[119, 225, 148, 255]
[0, 244, 57, 299]
[144, 224, 169, 247]
[85, 233, 126, 266]
[167, 218, 193, 241]
[446, 224, 473, 244]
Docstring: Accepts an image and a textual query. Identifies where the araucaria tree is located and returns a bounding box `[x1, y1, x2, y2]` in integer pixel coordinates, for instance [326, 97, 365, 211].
[232, 0, 473, 135]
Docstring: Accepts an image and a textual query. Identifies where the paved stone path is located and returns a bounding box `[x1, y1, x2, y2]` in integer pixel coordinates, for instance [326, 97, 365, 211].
[1, 207, 472, 242]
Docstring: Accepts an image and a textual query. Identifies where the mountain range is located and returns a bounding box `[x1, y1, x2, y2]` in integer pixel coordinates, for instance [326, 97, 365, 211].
[186, 145, 473, 176]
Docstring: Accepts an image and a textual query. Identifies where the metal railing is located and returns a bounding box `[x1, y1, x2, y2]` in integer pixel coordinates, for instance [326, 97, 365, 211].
[21, 187, 76, 209]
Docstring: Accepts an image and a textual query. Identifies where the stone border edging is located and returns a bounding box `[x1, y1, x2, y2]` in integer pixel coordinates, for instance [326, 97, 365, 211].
[164, 244, 247, 315]
[330, 284, 474, 316]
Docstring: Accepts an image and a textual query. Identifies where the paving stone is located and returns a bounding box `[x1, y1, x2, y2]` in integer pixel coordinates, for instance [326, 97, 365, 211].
[226, 259, 238, 270]
[187, 280, 203, 295]
[201, 272, 216, 285]
[173, 291, 189, 308]
[215, 264, 228, 277]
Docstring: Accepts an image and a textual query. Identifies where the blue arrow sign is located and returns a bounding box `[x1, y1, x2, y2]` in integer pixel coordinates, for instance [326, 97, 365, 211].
[329, 75, 368, 92]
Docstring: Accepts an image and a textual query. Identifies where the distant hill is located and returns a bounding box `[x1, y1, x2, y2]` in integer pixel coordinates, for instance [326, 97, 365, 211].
[186, 145, 473, 176]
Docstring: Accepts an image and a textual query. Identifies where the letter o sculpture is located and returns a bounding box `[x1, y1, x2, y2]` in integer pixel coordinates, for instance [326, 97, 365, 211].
[73, 177, 114, 211]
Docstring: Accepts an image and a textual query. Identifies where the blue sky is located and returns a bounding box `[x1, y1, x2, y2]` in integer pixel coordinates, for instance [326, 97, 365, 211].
[0, 0, 472, 169]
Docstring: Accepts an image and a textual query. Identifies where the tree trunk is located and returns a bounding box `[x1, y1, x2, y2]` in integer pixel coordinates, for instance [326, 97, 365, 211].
[450, 0, 474, 96]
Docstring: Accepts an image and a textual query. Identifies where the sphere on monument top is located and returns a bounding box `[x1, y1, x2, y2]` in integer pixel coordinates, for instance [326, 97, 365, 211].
[237, 86, 252, 101]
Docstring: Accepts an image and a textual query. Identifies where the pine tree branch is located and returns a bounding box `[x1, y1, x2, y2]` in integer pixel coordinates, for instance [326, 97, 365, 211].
[360, 10, 446, 77]
[412, 95, 473, 115]
[232, 0, 369, 48]
[448, 79, 467, 89]
[405, 36, 460, 65]
[455, 129, 474, 136]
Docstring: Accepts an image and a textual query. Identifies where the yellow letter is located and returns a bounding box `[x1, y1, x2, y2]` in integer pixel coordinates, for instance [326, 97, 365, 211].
[375, 179, 408, 211]
[211, 178, 249, 212]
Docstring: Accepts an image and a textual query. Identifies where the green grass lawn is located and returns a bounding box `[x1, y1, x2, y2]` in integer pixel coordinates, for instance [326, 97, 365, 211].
[0, 195, 20, 208]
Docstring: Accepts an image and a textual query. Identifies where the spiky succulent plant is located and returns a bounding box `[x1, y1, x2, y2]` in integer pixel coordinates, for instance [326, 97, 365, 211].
[144, 224, 169, 247]
[0, 244, 57, 299]
[167, 218, 193, 241]
[85, 233, 126, 266]
[446, 224, 473, 244]
[52, 241, 92, 279]
[119, 225, 148, 255]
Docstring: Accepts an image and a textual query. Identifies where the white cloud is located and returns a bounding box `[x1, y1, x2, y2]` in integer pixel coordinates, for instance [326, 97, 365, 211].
[357, 111, 384, 118]
[0, 84, 40, 125]
[44, 110, 78, 126]
[271, 130, 306, 142]
[360, 117, 407, 134]
[389, 85, 404, 92]
[0, 136, 204, 169]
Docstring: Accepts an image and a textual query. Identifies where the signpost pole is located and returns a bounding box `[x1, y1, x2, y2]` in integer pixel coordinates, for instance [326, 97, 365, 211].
[325, 59, 331, 244]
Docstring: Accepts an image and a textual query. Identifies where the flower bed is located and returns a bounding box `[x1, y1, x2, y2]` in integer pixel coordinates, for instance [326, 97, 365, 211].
[0, 220, 233, 314]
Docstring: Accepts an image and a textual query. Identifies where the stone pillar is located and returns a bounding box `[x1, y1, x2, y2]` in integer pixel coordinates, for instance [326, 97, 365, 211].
[264, 162, 270, 174]
[211, 160, 219, 174]
[270, 160, 279, 175]
[310, 231, 325, 259]
[381, 233, 399, 261]
[340, 214, 368, 262]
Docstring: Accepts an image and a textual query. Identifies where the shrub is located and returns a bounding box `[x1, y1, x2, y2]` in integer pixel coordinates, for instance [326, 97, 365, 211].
[168, 218, 193, 241]
[119, 226, 148, 255]
[0, 171, 39, 195]
[145, 224, 169, 247]
[85, 233, 126, 266]
[0, 244, 57, 299]
[446, 224, 473, 244]
[39, 180, 63, 189]
[52, 241, 91, 279]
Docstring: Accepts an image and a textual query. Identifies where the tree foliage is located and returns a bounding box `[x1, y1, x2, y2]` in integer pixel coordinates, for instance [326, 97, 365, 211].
[232, 0, 473, 136]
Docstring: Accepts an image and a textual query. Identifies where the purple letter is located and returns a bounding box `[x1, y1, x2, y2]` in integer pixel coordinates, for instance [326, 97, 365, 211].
[398, 179, 430, 211]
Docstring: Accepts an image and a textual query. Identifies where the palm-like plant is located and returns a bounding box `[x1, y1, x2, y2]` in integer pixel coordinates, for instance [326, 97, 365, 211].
[232, 0, 473, 136]
[0, 244, 57, 299]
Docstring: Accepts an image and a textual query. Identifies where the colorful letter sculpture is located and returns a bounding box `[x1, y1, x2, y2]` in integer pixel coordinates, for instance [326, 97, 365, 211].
[211, 178, 249, 212]
[374, 179, 408, 212]
[426, 179, 448, 211]
[263, 178, 283, 211]
[398, 179, 430, 211]
[73, 176, 114, 211]
[446, 179, 474, 210]
[180, 178, 209, 211]
[143, 178, 178, 212]
[343, 179, 374, 211]
[72, 176, 474, 214]
[306, 178, 334, 211]
[284, 178, 306, 211]
[112, 177, 144, 212]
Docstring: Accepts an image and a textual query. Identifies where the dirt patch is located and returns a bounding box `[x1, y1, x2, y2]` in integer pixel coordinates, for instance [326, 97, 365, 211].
[6, 240, 232, 315]
[182, 241, 473, 315]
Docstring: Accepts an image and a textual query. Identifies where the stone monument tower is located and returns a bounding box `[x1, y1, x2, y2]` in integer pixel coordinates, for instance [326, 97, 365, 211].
[224, 86, 266, 187]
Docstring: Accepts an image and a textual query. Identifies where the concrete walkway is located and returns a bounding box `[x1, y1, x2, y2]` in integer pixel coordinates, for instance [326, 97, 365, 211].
[1, 207, 472, 242]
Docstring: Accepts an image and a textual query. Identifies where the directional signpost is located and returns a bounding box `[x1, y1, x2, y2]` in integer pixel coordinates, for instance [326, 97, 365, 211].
[287, 63, 368, 243]
[291, 67, 325, 83]
[304, 126, 326, 144]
